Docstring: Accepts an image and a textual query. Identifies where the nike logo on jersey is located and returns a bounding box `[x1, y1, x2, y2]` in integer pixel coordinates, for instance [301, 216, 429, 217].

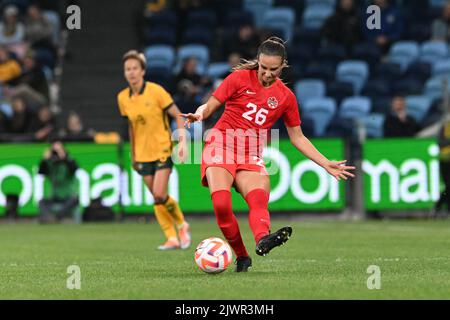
[245, 90, 256, 95]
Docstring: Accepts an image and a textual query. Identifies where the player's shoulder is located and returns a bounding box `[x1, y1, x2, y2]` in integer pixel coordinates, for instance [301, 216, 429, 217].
[146, 81, 170, 94]
[278, 80, 297, 101]
[227, 69, 252, 80]
[117, 87, 130, 100]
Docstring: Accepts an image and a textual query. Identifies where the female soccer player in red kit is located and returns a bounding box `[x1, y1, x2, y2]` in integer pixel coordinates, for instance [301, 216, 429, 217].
[181, 37, 355, 272]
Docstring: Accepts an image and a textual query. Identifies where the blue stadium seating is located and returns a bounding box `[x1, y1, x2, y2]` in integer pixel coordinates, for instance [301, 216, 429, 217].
[175, 45, 210, 75]
[432, 59, 450, 78]
[419, 41, 448, 64]
[186, 9, 217, 29]
[326, 81, 354, 105]
[424, 76, 450, 102]
[339, 97, 371, 120]
[317, 44, 347, 64]
[429, 0, 448, 8]
[362, 113, 385, 138]
[206, 62, 231, 80]
[388, 41, 420, 72]
[352, 42, 382, 67]
[144, 26, 177, 46]
[225, 10, 255, 28]
[244, 0, 273, 27]
[294, 79, 326, 105]
[302, 97, 337, 137]
[144, 10, 177, 28]
[336, 60, 369, 95]
[301, 4, 334, 30]
[260, 7, 296, 40]
[405, 95, 433, 123]
[181, 27, 213, 46]
[144, 45, 175, 70]
[305, 0, 336, 8]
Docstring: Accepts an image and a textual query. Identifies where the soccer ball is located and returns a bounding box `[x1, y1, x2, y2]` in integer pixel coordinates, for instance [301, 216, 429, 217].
[194, 237, 233, 274]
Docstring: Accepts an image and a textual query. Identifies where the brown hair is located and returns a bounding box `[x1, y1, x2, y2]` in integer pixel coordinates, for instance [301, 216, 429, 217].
[122, 50, 146, 70]
[233, 36, 288, 71]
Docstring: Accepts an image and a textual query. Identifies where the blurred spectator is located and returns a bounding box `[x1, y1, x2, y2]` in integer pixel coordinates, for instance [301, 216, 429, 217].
[17, 50, 49, 100]
[363, 0, 404, 54]
[59, 111, 96, 142]
[383, 95, 420, 137]
[29, 105, 55, 142]
[174, 57, 210, 104]
[0, 45, 21, 84]
[24, 4, 54, 49]
[321, 0, 363, 54]
[8, 96, 32, 134]
[219, 52, 241, 80]
[432, 2, 450, 42]
[38, 140, 79, 223]
[0, 5, 25, 45]
[227, 24, 259, 59]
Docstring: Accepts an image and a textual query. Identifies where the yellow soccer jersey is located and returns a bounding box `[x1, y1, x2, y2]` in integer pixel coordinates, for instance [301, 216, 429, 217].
[117, 82, 173, 162]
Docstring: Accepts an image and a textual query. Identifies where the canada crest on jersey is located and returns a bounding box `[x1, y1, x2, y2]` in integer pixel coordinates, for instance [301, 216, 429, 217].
[267, 97, 278, 109]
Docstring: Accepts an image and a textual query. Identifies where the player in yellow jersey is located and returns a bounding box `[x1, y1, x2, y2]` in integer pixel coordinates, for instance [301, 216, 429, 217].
[117, 50, 191, 250]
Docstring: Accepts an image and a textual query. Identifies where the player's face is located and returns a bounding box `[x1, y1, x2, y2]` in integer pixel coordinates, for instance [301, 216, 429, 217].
[124, 58, 145, 86]
[257, 54, 283, 87]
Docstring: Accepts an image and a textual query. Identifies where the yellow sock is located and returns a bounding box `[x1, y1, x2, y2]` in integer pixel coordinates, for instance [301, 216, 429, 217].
[165, 196, 185, 228]
[154, 204, 177, 240]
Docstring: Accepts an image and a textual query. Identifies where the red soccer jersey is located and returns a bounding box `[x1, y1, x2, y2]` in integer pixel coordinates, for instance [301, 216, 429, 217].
[212, 69, 301, 131]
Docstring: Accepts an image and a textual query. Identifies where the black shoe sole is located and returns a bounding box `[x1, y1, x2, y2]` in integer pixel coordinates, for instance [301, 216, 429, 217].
[255, 226, 292, 256]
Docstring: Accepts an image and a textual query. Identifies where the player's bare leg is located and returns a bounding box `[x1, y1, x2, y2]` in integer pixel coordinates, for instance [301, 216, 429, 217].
[206, 167, 251, 272]
[235, 170, 292, 256]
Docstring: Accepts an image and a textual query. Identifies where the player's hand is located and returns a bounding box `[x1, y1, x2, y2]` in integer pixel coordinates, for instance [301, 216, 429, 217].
[180, 113, 202, 128]
[324, 160, 355, 181]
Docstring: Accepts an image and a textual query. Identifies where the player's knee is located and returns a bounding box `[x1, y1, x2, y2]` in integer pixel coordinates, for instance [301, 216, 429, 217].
[153, 194, 168, 205]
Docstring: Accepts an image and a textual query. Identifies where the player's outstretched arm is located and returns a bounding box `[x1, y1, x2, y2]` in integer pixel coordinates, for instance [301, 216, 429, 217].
[180, 96, 222, 128]
[286, 126, 356, 181]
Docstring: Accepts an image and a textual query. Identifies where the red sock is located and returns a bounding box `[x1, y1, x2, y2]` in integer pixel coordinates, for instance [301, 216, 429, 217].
[245, 189, 270, 244]
[211, 190, 249, 258]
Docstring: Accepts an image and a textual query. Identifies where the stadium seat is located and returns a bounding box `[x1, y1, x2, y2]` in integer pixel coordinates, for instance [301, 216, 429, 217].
[339, 96, 371, 120]
[260, 7, 295, 40]
[361, 79, 391, 99]
[305, 0, 336, 7]
[244, 0, 274, 27]
[301, 4, 334, 30]
[429, 0, 448, 8]
[374, 62, 403, 82]
[352, 42, 382, 67]
[186, 9, 217, 29]
[302, 97, 337, 137]
[294, 79, 326, 105]
[304, 61, 336, 82]
[419, 41, 448, 64]
[405, 95, 433, 123]
[144, 26, 177, 46]
[144, 10, 177, 28]
[371, 96, 392, 114]
[392, 77, 423, 95]
[388, 41, 420, 72]
[326, 81, 354, 105]
[287, 43, 315, 64]
[405, 62, 432, 82]
[175, 45, 210, 75]
[206, 62, 231, 80]
[144, 45, 175, 70]
[424, 76, 450, 102]
[181, 27, 213, 46]
[317, 44, 347, 64]
[362, 113, 385, 138]
[336, 60, 369, 95]
[225, 10, 255, 28]
[432, 59, 450, 78]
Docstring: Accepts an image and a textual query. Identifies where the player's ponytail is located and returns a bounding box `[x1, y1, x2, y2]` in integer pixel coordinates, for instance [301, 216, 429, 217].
[233, 36, 288, 71]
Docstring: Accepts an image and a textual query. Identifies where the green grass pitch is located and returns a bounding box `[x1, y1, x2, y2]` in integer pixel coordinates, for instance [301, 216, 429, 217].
[1, 218, 450, 299]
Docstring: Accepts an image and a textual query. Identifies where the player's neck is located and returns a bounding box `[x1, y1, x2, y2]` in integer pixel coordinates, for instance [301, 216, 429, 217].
[130, 80, 144, 96]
